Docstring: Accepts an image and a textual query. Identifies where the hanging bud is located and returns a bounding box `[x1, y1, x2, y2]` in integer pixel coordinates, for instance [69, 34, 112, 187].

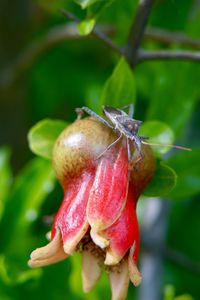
[28, 117, 156, 300]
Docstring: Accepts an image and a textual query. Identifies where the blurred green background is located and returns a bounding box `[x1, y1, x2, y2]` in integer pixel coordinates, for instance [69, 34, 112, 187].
[0, 0, 200, 299]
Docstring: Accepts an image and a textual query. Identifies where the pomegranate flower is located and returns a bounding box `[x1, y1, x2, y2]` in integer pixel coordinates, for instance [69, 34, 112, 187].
[28, 117, 155, 300]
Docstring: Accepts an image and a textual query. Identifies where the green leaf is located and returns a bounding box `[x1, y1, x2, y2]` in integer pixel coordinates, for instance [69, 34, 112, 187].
[140, 120, 175, 156]
[163, 284, 175, 300]
[0, 158, 56, 253]
[0, 147, 12, 219]
[77, 18, 96, 35]
[144, 161, 177, 197]
[175, 295, 194, 300]
[144, 62, 200, 137]
[163, 285, 194, 300]
[86, 0, 115, 17]
[75, 0, 107, 9]
[85, 84, 102, 112]
[0, 255, 41, 285]
[28, 119, 67, 159]
[100, 57, 136, 111]
[166, 148, 200, 199]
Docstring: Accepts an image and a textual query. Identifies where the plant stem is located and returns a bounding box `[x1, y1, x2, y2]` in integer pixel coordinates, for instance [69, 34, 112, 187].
[126, 0, 155, 67]
[60, 9, 122, 55]
[138, 49, 200, 63]
[144, 27, 200, 49]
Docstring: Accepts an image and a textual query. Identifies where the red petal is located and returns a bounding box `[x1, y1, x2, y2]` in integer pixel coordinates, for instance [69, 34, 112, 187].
[87, 144, 129, 231]
[100, 189, 139, 265]
[52, 170, 95, 254]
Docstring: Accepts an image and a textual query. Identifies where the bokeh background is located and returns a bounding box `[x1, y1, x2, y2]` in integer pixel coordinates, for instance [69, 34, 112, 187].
[0, 0, 200, 299]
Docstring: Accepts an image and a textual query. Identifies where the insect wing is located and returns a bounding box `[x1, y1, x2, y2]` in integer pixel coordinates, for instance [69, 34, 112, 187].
[103, 106, 124, 116]
[103, 106, 129, 128]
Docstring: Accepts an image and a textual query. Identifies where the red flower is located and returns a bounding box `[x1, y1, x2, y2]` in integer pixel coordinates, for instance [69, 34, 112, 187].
[28, 118, 155, 300]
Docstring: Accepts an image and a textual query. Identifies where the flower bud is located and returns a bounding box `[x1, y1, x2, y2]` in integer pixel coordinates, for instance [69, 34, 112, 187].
[29, 116, 156, 300]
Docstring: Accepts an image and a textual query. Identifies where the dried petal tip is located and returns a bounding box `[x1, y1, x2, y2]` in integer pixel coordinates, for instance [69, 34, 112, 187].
[82, 246, 102, 293]
[128, 264, 142, 287]
[63, 221, 89, 255]
[109, 260, 129, 300]
[128, 244, 142, 286]
[104, 250, 121, 266]
[90, 229, 109, 249]
[28, 229, 67, 268]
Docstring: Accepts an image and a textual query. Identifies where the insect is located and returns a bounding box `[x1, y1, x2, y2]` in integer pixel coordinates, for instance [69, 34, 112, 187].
[76, 104, 191, 163]
[76, 104, 148, 163]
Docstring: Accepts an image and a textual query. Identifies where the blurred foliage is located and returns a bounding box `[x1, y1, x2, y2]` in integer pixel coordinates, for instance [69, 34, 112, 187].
[0, 0, 200, 299]
[143, 161, 177, 197]
[163, 284, 194, 300]
[28, 119, 67, 159]
[140, 120, 175, 156]
[99, 58, 136, 112]
[0, 147, 12, 219]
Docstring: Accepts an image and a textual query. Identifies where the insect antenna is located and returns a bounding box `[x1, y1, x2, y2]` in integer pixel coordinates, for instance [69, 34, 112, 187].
[141, 141, 192, 152]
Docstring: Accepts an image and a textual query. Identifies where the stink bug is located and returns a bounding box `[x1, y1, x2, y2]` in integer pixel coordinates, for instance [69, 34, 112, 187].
[76, 104, 191, 163]
[76, 104, 148, 163]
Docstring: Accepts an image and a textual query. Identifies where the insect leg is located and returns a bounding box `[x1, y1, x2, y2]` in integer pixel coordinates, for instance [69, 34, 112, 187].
[75, 107, 84, 120]
[128, 103, 134, 118]
[96, 132, 123, 160]
[127, 139, 132, 162]
[140, 135, 149, 140]
[130, 135, 143, 165]
[75, 106, 114, 129]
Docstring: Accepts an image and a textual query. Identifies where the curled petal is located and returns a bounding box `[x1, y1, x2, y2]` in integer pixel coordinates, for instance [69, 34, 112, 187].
[28, 229, 67, 268]
[52, 170, 95, 254]
[109, 259, 129, 300]
[128, 243, 142, 286]
[97, 189, 139, 266]
[87, 144, 129, 231]
[82, 244, 102, 293]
